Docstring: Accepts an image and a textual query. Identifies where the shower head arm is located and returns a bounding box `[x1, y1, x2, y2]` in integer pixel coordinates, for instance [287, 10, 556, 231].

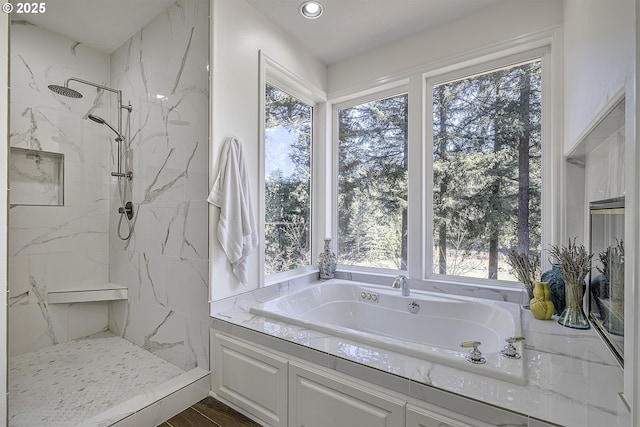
[65, 77, 120, 97]
[65, 77, 129, 143]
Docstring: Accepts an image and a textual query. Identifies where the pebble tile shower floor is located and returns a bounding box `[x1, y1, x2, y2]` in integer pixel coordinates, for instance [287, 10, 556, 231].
[8, 332, 186, 426]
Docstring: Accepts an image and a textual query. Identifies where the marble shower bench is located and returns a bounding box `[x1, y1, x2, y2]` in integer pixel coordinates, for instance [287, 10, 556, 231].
[47, 283, 128, 304]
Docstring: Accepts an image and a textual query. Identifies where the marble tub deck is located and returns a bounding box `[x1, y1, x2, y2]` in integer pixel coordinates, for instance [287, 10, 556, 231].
[210, 278, 631, 427]
[9, 332, 188, 426]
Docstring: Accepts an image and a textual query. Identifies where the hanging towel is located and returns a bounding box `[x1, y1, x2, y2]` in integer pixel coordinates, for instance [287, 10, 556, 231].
[208, 136, 259, 285]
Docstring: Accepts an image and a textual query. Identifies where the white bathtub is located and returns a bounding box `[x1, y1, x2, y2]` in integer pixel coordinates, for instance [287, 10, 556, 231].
[250, 279, 526, 385]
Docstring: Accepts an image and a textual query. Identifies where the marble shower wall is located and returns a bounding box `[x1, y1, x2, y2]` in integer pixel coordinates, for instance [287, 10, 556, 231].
[108, 0, 210, 371]
[8, 22, 113, 356]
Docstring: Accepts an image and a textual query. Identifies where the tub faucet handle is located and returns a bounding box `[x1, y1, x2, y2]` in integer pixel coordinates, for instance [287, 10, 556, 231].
[501, 336, 525, 359]
[460, 341, 486, 364]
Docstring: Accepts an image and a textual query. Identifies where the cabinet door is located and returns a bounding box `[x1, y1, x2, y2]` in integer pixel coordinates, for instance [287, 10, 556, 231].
[406, 403, 491, 427]
[289, 361, 405, 427]
[212, 332, 288, 427]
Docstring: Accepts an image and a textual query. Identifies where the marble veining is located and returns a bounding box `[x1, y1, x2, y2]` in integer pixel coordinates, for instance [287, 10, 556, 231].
[29, 275, 57, 345]
[9, 290, 28, 307]
[210, 275, 629, 426]
[143, 310, 183, 353]
[8, 332, 185, 427]
[12, 208, 105, 257]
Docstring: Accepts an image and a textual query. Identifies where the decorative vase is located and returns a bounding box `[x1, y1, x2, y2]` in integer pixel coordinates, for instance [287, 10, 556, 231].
[529, 282, 555, 320]
[557, 279, 590, 329]
[317, 238, 337, 280]
[521, 282, 534, 309]
[541, 264, 565, 316]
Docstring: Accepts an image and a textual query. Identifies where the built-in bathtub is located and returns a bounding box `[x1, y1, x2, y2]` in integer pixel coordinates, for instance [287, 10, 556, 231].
[250, 279, 526, 385]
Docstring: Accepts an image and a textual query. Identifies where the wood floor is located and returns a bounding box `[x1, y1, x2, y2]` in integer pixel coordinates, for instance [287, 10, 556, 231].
[158, 396, 262, 427]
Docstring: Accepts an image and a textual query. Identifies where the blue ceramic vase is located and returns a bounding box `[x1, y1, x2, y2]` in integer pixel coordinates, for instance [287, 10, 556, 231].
[541, 264, 565, 316]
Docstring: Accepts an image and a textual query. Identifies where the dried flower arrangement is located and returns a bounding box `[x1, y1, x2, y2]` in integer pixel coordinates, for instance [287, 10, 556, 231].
[548, 238, 593, 328]
[505, 249, 541, 300]
[548, 238, 592, 288]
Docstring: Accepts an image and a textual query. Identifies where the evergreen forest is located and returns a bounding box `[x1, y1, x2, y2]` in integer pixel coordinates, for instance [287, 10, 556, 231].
[265, 59, 542, 280]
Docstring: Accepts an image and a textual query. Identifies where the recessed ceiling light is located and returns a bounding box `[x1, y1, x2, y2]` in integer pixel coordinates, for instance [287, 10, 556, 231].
[300, 1, 323, 19]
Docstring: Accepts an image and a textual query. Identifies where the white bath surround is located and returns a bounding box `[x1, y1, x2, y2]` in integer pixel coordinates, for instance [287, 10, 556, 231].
[250, 280, 526, 385]
[210, 275, 628, 426]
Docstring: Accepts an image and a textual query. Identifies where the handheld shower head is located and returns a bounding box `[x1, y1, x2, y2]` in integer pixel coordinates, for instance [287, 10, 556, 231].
[48, 84, 83, 98]
[87, 114, 125, 141]
[88, 114, 105, 124]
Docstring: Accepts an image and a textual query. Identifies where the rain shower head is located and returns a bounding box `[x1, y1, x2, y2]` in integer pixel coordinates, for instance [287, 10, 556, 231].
[48, 84, 83, 98]
[87, 114, 125, 141]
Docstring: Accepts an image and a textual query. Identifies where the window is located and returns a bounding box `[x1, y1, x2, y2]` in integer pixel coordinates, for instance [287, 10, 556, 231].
[337, 93, 408, 270]
[431, 59, 542, 280]
[264, 83, 312, 275]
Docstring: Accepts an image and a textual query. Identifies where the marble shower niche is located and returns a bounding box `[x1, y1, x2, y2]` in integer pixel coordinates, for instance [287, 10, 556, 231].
[10, 147, 64, 206]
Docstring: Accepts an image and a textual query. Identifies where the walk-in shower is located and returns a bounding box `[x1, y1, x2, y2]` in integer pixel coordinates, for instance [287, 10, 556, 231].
[48, 78, 135, 239]
[10, 1, 210, 422]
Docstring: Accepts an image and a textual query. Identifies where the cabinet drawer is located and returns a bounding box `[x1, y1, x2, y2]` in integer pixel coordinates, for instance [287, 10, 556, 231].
[289, 361, 405, 427]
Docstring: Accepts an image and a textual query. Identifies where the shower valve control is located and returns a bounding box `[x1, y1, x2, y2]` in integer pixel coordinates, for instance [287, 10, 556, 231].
[118, 202, 134, 220]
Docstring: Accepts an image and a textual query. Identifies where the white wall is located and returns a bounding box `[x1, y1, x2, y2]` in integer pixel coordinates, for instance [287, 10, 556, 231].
[209, 0, 326, 300]
[563, 0, 636, 418]
[1, 8, 9, 423]
[563, 0, 635, 152]
[328, 0, 563, 97]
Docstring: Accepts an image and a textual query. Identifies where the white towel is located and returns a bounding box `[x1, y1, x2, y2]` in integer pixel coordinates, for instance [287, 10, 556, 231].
[208, 137, 259, 285]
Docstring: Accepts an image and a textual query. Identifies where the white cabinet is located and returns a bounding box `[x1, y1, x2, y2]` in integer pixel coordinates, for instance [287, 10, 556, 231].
[211, 330, 520, 427]
[289, 361, 405, 427]
[211, 332, 288, 427]
[406, 403, 493, 427]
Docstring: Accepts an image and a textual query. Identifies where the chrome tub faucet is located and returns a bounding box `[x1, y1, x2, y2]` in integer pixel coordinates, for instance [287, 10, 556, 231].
[392, 275, 410, 296]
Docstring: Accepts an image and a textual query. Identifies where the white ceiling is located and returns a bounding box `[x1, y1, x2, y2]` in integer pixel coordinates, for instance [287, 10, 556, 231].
[12, 0, 503, 63]
[245, 0, 504, 65]
[11, 0, 175, 53]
